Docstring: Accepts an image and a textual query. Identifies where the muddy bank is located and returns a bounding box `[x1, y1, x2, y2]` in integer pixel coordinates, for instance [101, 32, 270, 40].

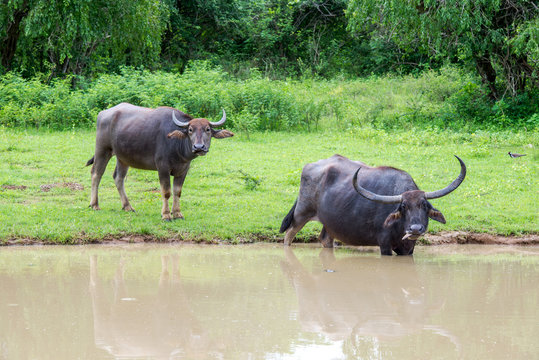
[423, 231, 539, 246]
[2, 231, 538, 246]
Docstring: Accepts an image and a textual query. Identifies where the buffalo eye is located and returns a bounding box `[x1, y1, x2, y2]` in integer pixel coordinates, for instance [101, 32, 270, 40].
[188, 127, 193, 134]
[401, 202, 407, 211]
[205, 127, 211, 133]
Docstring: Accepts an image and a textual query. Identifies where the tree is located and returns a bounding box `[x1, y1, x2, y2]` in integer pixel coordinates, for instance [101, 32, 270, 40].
[347, 0, 539, 99]
[162, 0, 374, 78]
[0, 0, 169, 77]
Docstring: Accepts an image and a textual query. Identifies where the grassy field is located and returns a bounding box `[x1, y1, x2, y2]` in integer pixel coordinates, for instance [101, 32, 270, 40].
[0, 126, 537, 244]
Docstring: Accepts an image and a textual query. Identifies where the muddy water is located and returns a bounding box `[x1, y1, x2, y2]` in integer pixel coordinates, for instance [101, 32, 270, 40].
[0, 244, 537, 360]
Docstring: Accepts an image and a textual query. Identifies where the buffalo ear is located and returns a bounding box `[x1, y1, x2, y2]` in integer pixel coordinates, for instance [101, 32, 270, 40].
[212, 129, 234, 139]
[167, 130, 187, 139]
[429, 207, 446, 224]
[383, 211, 402, 227]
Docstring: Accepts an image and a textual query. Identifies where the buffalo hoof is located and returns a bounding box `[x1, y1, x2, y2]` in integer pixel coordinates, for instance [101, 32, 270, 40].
[173, 212, 184, 220]
[122, 206, 135, 212]
[162, 214, 172, 221]
[90, 204, 100, 211]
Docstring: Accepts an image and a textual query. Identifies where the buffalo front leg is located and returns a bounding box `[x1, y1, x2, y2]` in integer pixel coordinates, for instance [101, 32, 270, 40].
[378, 234, 393, 256]
[90, 150, 112, 210]
[113, 159, 134, 212]
[171, 173, 188, 220]
[158, 171, 173, 221]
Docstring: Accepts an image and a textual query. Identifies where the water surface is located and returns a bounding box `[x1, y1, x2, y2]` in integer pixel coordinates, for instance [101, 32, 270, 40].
[1, 244, 537, 359]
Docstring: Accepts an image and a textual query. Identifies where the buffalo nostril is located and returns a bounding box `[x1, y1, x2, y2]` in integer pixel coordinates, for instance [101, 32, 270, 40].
[410, 224, 424, 234]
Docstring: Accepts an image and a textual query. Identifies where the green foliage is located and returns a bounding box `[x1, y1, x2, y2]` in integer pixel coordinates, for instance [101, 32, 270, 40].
[238, 170, 263, 191]
[347, 0, 539, 98]
[0, 0, 169, 76]
[1, 0, 424, 79]
[0, 65, 325, 130]
[439, 82, 539, 129]
[0, 65, 536, 130]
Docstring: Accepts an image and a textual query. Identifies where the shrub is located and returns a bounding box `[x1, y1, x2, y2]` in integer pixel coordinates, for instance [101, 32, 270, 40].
[0, 64, 535, 131]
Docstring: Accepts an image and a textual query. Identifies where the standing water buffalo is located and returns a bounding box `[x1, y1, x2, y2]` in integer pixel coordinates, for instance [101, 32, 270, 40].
[280, 155, 466, 255]
[86, 103, 233, 220]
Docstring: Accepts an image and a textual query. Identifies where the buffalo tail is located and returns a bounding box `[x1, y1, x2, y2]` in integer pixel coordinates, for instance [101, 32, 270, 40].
[85, 156, 95, 167]
[280, 200, 297, 233]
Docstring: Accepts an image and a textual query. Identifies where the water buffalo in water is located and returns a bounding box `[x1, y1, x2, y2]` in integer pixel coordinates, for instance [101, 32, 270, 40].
[86, 103, 233, 220]
[280, 155, 466, 255]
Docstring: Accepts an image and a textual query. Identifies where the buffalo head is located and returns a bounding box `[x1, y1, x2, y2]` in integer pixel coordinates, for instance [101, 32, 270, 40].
[353, 156, 466, 242]
[168, 109, 233, 155]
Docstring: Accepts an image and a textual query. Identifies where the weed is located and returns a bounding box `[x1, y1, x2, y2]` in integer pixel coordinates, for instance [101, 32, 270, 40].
[238, 170, 263, 191]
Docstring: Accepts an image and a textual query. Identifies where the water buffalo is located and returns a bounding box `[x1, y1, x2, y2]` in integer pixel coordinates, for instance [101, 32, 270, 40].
[86, 103, 233, 220]
[280, 155, 466, 255]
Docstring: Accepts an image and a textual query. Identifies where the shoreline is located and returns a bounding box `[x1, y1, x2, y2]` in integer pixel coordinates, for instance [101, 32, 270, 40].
[2, 231, 538, 246]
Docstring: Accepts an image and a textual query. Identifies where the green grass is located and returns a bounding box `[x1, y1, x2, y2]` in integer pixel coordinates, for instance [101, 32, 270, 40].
[0, 126, 537, 244]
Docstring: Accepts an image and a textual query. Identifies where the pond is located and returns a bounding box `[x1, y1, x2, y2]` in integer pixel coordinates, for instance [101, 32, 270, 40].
[0, 244, 537, 359]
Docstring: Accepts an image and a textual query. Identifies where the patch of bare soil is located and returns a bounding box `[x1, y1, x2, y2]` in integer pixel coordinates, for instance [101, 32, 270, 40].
[2, 184, 27, 190]
[40, 182, 84, 192]
[2, 232, 537, 246]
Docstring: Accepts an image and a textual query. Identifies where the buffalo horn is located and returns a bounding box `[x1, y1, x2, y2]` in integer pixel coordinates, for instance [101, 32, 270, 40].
[209, 109, 227, 127]
[425, 155, 466, 199]
[172, 110, 190, 127]
[352, 168, 402, 204]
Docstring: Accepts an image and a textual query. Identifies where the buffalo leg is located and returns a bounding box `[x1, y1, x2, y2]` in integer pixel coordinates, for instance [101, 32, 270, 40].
[113, 159, 134, 212]
[284, 214, 310, 246]
[90, 150, 112, 210]
[171, 173, 188, 220]
[318, 227, 334, 248]
[158, 171, 173, 221]
[378, 236, 393, 256]
[380, 245, 393, 256]
[284, 199, 317, 246]
[394, 241, 416, 256]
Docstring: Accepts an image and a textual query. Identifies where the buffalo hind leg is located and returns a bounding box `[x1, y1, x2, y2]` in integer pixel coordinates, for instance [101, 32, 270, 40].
[319, 227, 334, 248]
[159, 171, 173, 221]
[90, 149, 113, 210]
[113, 159, 134, 212]
[283, 207, 312, 246]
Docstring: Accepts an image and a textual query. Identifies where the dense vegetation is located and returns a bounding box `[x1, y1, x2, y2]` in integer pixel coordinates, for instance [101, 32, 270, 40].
[1, 1, 537, 131]
[1, 0, 420, 78]
[0, 64, 537, 131]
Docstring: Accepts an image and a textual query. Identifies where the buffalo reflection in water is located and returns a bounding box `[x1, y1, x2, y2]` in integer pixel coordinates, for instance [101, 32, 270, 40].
[89, 254, 222, 359]
[280, 247, 459, 347]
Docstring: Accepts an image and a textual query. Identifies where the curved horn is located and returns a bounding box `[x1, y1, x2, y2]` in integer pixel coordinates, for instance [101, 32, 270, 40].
[209, 108, 226, 127]
[172, 110, 190, 127]
[425, 155, 466, 199]
[352, 167, 402, 204]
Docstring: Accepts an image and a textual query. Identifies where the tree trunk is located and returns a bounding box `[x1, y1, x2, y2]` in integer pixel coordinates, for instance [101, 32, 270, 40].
[474, 52, 498, 100]
[1, 3, 29, 70]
